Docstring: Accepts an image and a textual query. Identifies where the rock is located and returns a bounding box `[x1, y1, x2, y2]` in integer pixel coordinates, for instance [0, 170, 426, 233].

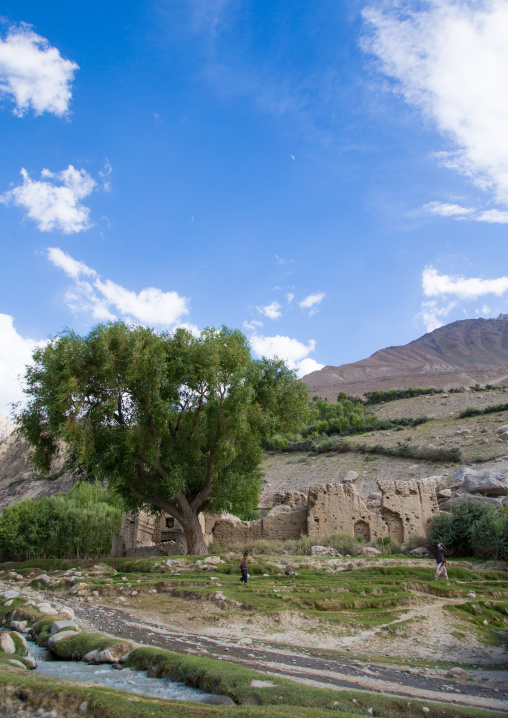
[68, 582, 87, 595]
[38, 604, 58, 615]
[203, 556, 221, 565]
[358, 547, 381, 557]
[9, 631, 28, 656]
[284, 566, 295, 575]
[250, 680, 275, 687]
[238, 637, 252, 646]
[47, 630, 80, 649]
[453, 468, 508, 496]
[466, 593, 476, 599]
[59, 607, 76, 620]
[10, 620, 27, 632]
[7, 659, 26, 669]
[3, 590, 20, 600]
[422, 708, 430, 715]
[214, 592, 226, 602]
[50, 620, 80, 634]
[409, 547, 431, 558]
[48, 579, 61, 589]
[199, 695, 236, 705]
[0, 633, 16, 653]
[446, 667, 471, 680]
[310, 545, 338, 557]
[439, 494, 503, 511]
[83, 650, 98, 663]
[37, 574, 51, 585]
[437, 489, 452, 499]
[24, 656, 37, 669]
[89, 643, 132, 664]
[495, 424, 508, 434]
[342, 471, 359, 483]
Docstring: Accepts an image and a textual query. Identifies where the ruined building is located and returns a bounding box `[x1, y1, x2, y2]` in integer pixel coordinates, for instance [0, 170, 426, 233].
[111, 477, 439, 556]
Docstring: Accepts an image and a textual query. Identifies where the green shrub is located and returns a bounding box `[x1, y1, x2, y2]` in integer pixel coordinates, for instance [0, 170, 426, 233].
[428, 500, 508, 559]
[0, 481, 123, 560]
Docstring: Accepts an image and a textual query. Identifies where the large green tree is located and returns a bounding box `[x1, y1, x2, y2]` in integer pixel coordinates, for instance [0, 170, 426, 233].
[19, 322, 308, 554]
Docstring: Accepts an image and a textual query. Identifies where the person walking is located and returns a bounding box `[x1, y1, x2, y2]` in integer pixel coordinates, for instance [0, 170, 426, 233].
[434, 543, 449, 582]
[239, 551, 248, 585]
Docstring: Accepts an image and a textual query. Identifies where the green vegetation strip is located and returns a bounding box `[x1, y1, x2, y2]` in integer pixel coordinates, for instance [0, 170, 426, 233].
[0, 651, 502, 718]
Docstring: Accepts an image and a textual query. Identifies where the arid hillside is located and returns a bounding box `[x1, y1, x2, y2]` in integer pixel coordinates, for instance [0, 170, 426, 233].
[302, 315, 508, 400]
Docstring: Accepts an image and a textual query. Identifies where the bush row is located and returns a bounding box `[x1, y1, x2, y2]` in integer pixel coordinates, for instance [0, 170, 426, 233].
[0, 481, 123, 560]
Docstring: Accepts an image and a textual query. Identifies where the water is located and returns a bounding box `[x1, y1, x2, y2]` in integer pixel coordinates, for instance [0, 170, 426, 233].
[27, 642, 208, 702]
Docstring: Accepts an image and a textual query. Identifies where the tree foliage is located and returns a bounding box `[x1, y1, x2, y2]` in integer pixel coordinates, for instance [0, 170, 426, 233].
[0, 482, 122, 560]
[19, 322, 308, 553]
[428, 499, 508, 559]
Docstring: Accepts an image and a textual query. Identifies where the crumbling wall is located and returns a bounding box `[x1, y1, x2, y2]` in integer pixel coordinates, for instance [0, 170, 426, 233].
[378, 479, 439, 542]
[307, 482, 387, 539]
[116, 476, 440, 554]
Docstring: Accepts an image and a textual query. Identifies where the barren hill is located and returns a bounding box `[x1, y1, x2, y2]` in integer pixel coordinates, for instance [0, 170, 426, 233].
[302, 315, 508, 400]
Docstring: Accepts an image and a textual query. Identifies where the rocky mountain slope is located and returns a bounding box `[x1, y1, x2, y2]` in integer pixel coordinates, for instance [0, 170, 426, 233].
[302, 315, 508, 400]
[0, 414, 15, 442]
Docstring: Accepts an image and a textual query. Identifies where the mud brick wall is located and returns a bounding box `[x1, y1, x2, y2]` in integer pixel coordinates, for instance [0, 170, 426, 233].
[378, 479, 439, 542]
[306, 482, 387, 540]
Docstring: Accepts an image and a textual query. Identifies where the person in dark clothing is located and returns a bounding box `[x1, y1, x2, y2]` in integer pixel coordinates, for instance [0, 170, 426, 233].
[434, 543, 449, 581]
[239, 552, 248, 584]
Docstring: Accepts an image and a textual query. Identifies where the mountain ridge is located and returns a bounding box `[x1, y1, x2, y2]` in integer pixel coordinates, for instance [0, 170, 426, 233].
[302, 315, 508, 400]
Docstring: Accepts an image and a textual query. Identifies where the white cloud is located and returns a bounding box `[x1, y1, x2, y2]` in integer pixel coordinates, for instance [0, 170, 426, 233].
[422, 266, 508, 300]
[286, 292, 294, 304]
[47, 247, 190, 327]
[475, 209, 508, 224]
[249, 333, 324, 377]
[0, 24, 78, 117]
[364, 1, 508, 206]
[257, 301, 282, 320]
[423, 201, 508, 223]
[243, 319, 263, 332]
[415, 299, 457, 333]
[299, 292, 326, 316]
[0, 314, 45, 414]
[424, 201, 473, 218]
[1, 165, 96, 233]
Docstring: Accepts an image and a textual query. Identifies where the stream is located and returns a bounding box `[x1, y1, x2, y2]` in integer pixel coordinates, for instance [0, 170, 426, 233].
[27, 642, 210, 703]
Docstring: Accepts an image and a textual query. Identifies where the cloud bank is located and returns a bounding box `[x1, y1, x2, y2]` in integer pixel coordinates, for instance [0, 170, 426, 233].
[0, 24, 78, 117]
[417, 265, 508, 331]
[48, 248, 190, 327]
[1, 166, 96, 233]
[0, 314, 45, 414]
[364, 1, 508, 206]
[249, 333, 324, 377]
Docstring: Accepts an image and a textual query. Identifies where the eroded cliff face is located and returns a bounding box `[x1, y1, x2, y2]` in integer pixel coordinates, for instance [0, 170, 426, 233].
[0, 430, 73, 510]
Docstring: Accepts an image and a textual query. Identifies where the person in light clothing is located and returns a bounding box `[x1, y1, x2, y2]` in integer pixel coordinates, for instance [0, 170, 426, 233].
[434, 543, 449, 581]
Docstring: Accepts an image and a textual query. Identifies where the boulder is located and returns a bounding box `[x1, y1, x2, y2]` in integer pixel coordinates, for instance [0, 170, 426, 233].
[3, 590, 20, 600]
[48, 630, 80, 649]
[59, 607, 76, 620]
[38, 604, 58, 616]
[453, 468, 508, 496]
[68, 582, 87, 595]
[49, 579, 61, 589]
[89, 643, 132, 664]
[437, 489, 452, 499]
[495, 425, 508, 434]
[0, 633, 16, 654]
[7, 659, 26, 669]
[203, 556, 221, 565]
[10, 621, 27, 632]
[9, 632, 28, 656]
[50, 620, 80, 634]
[37, 574, 51, 585]
[439, 494, 503, 511]
[446, 667, 471, 680]
[342, 471, 359, 483]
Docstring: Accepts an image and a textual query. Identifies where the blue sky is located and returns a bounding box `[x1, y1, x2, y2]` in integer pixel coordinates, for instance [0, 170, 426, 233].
[1, 0, 508, 413]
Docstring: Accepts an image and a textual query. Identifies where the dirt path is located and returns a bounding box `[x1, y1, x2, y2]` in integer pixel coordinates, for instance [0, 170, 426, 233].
[65, 599, 508, 712]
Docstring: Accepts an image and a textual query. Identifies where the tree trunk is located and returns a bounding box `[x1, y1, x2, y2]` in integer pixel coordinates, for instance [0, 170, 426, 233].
[180, 506, 208, 555]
